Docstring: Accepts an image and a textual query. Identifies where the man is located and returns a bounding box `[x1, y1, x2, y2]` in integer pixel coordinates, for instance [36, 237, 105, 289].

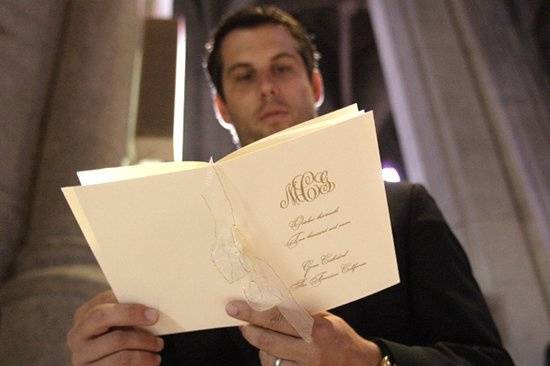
[67, 5, 514, 366]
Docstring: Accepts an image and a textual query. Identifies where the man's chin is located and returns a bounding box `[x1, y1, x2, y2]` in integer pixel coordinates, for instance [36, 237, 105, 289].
[265, 117, 299, 132]
[264, 123, 293, 136]
[241, 120, 297, 145]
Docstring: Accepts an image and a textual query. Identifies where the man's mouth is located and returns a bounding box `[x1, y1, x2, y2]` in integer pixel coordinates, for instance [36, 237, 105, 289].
[260, 109, 289, 122]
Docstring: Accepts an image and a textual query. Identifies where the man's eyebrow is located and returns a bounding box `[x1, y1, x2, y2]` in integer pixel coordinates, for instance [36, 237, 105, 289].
[225, 52, 300, 76]
[271, 52, 299, 62]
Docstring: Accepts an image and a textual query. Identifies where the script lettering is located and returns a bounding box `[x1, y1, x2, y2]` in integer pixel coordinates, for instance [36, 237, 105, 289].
[289, 215, 315, 231]
[309, 271, 339, 287]
[302, 259, 320, 278]
[280, 171, 335, 208]
[321, 250, 349, 265]
[290, 250, 350, 291]
[285, 220, 352, 249]
[288, 206, 339, 231]
[341, 261, 367, 273]
[286, 231, 306, 248]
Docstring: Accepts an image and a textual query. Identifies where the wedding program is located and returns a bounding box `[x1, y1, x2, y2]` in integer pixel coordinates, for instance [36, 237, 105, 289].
[62, 104, 400, 336]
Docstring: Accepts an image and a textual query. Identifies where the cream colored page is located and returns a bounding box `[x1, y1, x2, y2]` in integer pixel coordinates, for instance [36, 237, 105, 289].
[220, 104, 359, 162]
[77, 161, 209, 185]
[217, 111, 399, 313]
[66, 167, 245, 335]
[62, 108, 397, 335]
[62, 188, 101, 256]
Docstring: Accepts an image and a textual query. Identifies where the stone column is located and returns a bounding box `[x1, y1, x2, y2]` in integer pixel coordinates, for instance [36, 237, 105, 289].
[0, 1, 144, 364]
[367, 0, 550, 365]
[0, 0, 66, 282]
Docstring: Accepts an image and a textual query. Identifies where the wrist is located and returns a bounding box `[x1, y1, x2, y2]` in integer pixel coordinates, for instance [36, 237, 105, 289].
[363, 339, 383, 366]
[368, 338, 396, 366]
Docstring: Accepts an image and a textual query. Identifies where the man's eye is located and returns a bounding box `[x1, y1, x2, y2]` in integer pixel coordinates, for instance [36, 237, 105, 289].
[235, 73, 254, 82]
[274, 65, 292, 74]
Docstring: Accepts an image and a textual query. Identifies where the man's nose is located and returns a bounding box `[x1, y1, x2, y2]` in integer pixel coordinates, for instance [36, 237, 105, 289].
[258, 71, 278, 98]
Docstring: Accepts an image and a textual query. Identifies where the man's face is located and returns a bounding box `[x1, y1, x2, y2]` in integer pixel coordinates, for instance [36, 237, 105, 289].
[215, 24, 323, 146]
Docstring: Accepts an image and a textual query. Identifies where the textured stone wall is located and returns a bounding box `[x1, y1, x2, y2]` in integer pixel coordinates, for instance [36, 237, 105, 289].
[0, 0, 66, 282]
[0, 1, 144, 364]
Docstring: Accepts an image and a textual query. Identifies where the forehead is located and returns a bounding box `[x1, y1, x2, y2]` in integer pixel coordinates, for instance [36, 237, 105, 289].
[220, 24, 301, 70]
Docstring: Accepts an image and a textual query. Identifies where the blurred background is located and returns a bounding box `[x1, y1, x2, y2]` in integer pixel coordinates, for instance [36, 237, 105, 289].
[0, 0, 549, 364]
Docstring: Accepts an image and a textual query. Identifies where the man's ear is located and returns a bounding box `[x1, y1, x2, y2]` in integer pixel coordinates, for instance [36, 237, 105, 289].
[311, 69, 324, 108]
[214, 93, 232, 126]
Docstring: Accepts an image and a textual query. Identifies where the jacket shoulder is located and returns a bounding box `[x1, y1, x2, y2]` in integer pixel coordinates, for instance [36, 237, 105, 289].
[384, 182, 418, 230]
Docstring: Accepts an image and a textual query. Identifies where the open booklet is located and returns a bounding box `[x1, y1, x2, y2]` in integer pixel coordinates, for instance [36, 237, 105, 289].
[62, 104, 400, 336]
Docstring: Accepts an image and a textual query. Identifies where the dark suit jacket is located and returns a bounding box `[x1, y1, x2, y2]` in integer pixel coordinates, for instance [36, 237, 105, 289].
[160, 183, 514, 365]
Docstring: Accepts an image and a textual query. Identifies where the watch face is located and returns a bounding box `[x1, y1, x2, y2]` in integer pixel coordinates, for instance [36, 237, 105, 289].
[379, 355, 394, 366]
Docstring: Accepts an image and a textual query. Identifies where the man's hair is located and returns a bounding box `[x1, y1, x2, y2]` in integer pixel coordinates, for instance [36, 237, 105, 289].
[204, 5, 321, 100]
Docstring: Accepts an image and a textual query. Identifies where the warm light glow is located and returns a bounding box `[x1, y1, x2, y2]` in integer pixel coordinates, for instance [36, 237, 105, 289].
[151, 0, 173, 19]
[382, 167, 401, 182]
[173, 18, 186, 161]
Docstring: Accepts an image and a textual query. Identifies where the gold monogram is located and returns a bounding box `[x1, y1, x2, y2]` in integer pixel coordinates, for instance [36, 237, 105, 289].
[280, 171, 335, 209]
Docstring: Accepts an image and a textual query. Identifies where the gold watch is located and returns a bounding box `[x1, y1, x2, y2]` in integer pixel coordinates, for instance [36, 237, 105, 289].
[378, 355, 392, 366]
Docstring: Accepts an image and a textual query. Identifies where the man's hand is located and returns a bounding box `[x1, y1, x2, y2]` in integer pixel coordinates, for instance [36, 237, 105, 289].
[67, 290, 164, 366]
[226, 301, 382, 366]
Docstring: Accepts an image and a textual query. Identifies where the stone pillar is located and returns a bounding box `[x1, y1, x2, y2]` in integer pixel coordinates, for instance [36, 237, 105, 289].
[367, 0, 550, 365]
[0, 1, 145, 364]
[0, 0, 66, 282]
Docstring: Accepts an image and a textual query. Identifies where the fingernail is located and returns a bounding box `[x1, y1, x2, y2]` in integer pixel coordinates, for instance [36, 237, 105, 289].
[145, 308, 159, 321]
[156, 337, 164, 349]
[226, 303, 239, 317]
[155, 354, 161, 364]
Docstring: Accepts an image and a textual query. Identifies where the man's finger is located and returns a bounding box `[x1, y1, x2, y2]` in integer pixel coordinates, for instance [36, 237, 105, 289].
[92, 350, 161, 366]
[240, 325, 310, 363]
[74, 291, 117, 322]
[226, 301, 298, 336]
[76, 303, 159, 339]
[258, 350, 299, 366]
[74, 328, 164, 365]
